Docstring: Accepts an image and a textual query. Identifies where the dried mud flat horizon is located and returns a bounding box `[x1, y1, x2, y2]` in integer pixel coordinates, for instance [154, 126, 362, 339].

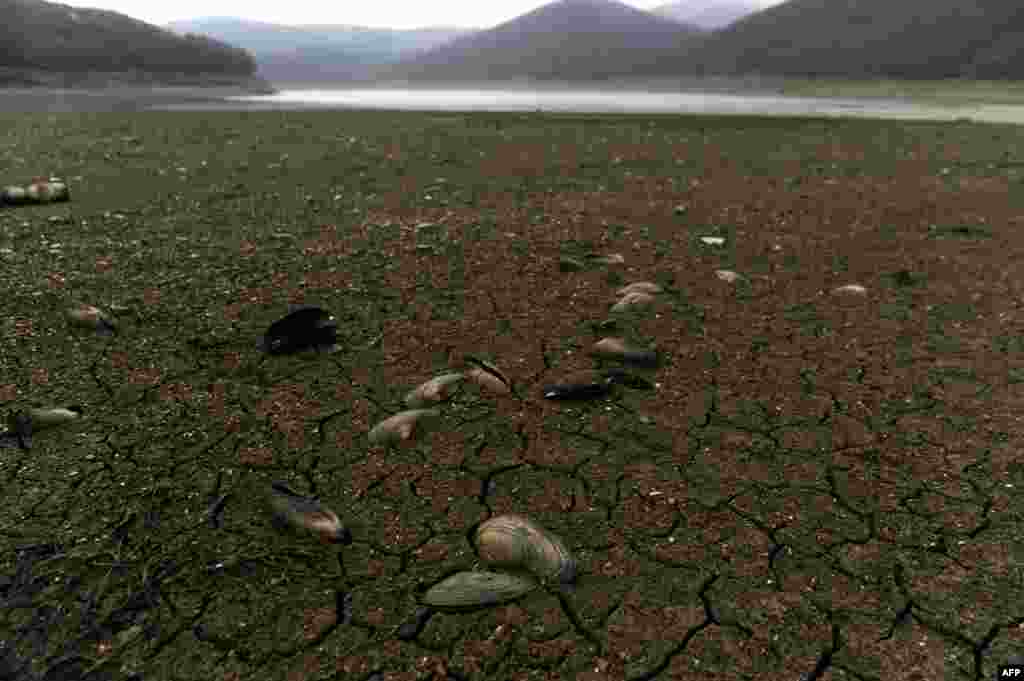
[2, 108, 1024, 680]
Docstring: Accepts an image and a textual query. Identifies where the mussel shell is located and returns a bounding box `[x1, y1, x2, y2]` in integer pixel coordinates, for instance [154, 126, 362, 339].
[262, 307, 338, 355]
[404, 373, 464, 408]
[267, 481, 352, 544]
[591, 338, 659, 368]
[475, 513, 577, 584]
[615, 281, 662, 296]
[26, 182, 69, 203]
[541, 370, 616, 401]
[1, 412, 32, 449]
[465, 367, 511, 395]
[25, 406, 84, 430]
[465, 357, 510, 386]
[584, 253, 625, 265]
[610, 291, 655, 312]
[67, 305, 116, 335]
[368, 409, 441, 445]
[422, 570, 538, 610]
[1, 186, 28, 205]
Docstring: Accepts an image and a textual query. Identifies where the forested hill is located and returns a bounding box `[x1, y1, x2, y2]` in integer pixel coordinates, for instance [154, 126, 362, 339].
[679, 0, 1024, 80]
[0, 0, 270, 88]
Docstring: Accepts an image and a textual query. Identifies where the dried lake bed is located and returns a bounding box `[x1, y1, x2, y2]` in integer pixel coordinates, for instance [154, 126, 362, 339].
[2, 102, 1024, 680]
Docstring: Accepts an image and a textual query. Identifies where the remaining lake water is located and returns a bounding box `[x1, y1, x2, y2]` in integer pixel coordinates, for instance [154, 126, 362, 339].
[152, 86, 1024, 124]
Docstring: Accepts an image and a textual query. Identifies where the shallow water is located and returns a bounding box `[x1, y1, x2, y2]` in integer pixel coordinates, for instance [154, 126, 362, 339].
[149, 86, 1024, 124]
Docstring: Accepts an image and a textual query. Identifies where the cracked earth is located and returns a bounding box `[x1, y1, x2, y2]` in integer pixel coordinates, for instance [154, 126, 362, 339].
[2, 109, 1024, 680]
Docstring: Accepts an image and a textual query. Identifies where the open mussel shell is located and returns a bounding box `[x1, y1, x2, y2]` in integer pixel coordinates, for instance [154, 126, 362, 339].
[591, 338, 659, 368]
[266, 481, 352, 544]
[421, 570, 538, 610]
[475, 513, 577, 584]
[262, 306, 338, 355]
[465, 366, 511, 394]
[455, 355, 511, 394]
[368, 408, 441, 445]
[404, 373, 464, 408]
[610, 291, 655, 313]
[615, 281, 663, 296]
[67, 304, 117, 336]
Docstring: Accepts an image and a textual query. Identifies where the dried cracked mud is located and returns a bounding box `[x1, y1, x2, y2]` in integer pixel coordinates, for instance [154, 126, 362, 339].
[2, 109, 1024, 680]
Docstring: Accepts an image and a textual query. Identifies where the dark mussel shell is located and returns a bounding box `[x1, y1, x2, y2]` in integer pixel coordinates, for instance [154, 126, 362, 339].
[0, 412, 31, 450]
[266, 481, 352, 544]
[541, 371, 617, 401]
[542, 369, 654, 400]
[262, 307, 338, 355]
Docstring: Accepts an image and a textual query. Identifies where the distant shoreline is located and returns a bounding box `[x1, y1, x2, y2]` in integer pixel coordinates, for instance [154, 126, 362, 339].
[0, 68, 275, 111]
[0, 87, 260, 112]
[1, 77, 1020, 117]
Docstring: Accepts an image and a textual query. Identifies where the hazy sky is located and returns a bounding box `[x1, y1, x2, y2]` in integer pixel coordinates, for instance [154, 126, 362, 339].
[72, 0, 786, 30]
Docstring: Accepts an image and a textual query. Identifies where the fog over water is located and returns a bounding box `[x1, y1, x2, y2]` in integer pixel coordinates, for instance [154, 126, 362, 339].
[148, 86, 1024, 124]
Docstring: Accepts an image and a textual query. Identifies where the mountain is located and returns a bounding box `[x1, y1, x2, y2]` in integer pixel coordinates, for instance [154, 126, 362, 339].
[679, 0, 1024, 79]
[377, 0, 703, 83]
[0, 0, 270, 89]
[166, 18, 477, 83]
[650, 0, 760, 30]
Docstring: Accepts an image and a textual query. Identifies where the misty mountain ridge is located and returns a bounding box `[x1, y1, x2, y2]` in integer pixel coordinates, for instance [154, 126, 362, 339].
[376, 0, 703, 83]
[166, 16, 478, 83]
[650, 0, 760, 30]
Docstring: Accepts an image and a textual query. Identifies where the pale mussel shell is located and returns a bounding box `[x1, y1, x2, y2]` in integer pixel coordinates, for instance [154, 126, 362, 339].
[422, 570, 538, 610]
[404, 373, 464, 408]
[368, 408, 441, 445]
[465, 367, 511, 394]
[23, 406, 84, 430]
[475, 513, 577, 585]
[615, 281, 663, 296]
[610, 291, 655, 313]
[456, 356, 511, 395]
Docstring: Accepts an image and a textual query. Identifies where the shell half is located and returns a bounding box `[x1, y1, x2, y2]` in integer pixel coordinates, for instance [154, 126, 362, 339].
[67, 305, 116, 335]
[262, 306, 338, 355]
[615, 281, 662, 296]
[591, 338, 659, 368]
[422, 570, 538, 610]
[542, 370, 616, 401]
[475, 514, 577, 584]
[466, 367, 511, 395]
[404, 373, 464, 408]
[368, 409, 441, 445]
[610, 291, 655, 313]
[26, 406, 83, 430]
[267, 481, 351, 544]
